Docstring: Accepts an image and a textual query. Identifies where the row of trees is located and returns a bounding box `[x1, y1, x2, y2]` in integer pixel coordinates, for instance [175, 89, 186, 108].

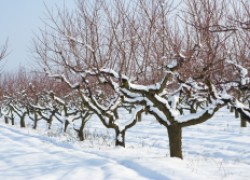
[1, 0, 250, 159]
[0, 70, 144, 142]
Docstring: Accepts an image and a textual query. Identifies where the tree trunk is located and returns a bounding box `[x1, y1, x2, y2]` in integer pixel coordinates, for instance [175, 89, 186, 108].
[4, 116, 9, 124]
[167, 123, 183, 159]
[33, 113, 38, 129]
[115, 129, 125, 147]
[240, 113, 247, 127]
[235, 109, 239, 118]
[78, 119, 86, 141]
[78, 129, 85, 141]
[11, 112, 15, 125]
[20, 115, 26, 128]
[64, 120, 69, 133]
[48, 117, 53, 130]
[190, 106, 196, 114]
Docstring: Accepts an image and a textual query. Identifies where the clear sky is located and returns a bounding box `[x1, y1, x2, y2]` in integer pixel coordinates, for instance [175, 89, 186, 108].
[0, 0, 76, 73]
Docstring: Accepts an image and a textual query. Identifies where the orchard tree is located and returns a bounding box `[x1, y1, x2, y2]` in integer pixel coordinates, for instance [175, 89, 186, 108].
[230, 0, 250, 126]
[0, 69, 30, 127]
[34, 0, 149, 147]
[204, 0, 250, 126]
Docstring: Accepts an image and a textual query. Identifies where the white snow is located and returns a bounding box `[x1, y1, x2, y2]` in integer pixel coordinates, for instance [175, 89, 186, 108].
[54, 96, 66, 105]
[0, 108, 250, 179]
[227, 60, 250, 85]
[114, 106, 143, 131]
[234, 99, 248, 109]
[100, 68, 120, 79]
[166, 59, 178, 69]
[176, 108, 208, 123]
[128, 82, 161, 92]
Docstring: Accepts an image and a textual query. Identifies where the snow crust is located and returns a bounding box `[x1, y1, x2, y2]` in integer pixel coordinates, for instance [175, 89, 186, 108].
[0, 108, 250, 179]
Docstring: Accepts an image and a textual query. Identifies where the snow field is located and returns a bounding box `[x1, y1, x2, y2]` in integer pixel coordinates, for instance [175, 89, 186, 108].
[0, 108, 249, 179]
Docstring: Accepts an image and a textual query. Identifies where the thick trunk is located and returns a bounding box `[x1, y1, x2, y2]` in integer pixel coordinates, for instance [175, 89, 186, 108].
[64, 120, 69, 133]
[11, 112, 15, 125]
[190, 105, 196, 114]
[48, 117, 53, 130]
[115, 129, 125, 147]
[11, 117, 14, 125]
[137, 112, 142, 122]
[78, 119, 86, 141]
[167, 123, 183, 159]
[20, 115, 26, 128]
[78, 129, 85, 141]
[240, 113, 247, 127]
[33, 113, 38, 129]
[33, 120, 37, 129]
[4, 116, 9, 124]
[235, 109, 239, 118]
[47, 122, 52, 130]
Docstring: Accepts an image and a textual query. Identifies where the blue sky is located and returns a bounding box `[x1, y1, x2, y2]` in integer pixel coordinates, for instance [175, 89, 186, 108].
[0, 0, 76, 73]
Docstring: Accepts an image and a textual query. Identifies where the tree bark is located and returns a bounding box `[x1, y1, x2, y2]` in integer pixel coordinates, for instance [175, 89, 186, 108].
[4, 116, 9, 124]
[240, 113, 247, 127]
[11, 116, 14, 125]
[235, 109, 239, 118]
[20, 115, 26, 128]
[33, 113, 38, 129]
[167, 123, 183, 159]
[11, 112, 15, 125]
[115, 129, 125, 147]
[78, 119, 86, 141]
[48, 116, 53, 130]
[64, 120, 69, 133]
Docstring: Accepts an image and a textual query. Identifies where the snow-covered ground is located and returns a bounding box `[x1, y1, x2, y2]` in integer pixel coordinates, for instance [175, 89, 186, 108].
[0, 108, 250, 180]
